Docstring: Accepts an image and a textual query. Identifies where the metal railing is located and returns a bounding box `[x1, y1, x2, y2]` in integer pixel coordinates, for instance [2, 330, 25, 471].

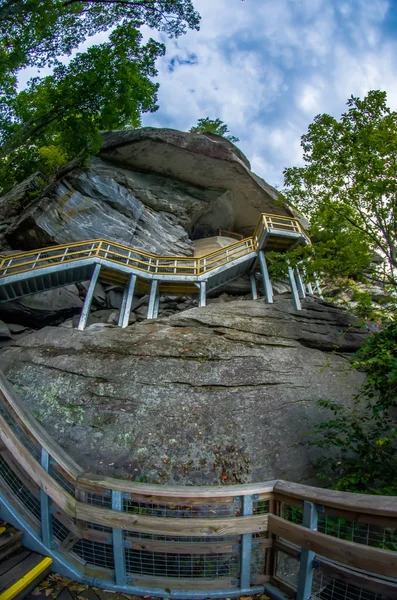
[0, 213, 306, 282]
[0, 373, 396, 599]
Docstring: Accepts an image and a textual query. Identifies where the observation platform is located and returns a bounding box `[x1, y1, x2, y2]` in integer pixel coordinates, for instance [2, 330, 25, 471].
[0, 214, 320, 329]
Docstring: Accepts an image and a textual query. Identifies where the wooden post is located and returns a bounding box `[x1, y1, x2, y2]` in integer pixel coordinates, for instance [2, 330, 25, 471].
[78, 264, 101, 330]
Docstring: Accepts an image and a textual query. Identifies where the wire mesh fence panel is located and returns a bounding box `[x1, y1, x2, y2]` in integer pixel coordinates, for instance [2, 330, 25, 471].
[123, 498, 242, 518]
[49, 463, 75, 496]
[71, 539, 115, 570]
[275, 550, 300, 589]
[311, 568, 393, 600]
[281, 502, 303, 525]
[250, 545, 266, 576]
[317, 514, 397, 552]
[52, 516, 71, 544]
[125, 547, 240, 579]
[0, 454, 41, 520]
[86, 492, 112, 508]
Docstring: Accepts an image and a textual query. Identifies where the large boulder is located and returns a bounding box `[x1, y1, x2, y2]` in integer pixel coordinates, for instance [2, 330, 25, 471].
[1, 128, 297, 253]
[0, 297, 367, 485]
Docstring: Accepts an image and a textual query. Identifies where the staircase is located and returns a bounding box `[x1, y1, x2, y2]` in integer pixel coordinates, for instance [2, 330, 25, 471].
[0, 521, 52, 600]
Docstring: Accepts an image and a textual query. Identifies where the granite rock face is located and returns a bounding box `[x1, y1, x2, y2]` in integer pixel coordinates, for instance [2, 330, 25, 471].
[1, 128, 297, 253]
[0, 297, 367, 486]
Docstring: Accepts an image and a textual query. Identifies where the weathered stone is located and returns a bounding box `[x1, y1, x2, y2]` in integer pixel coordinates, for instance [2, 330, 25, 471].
[0, 285, 83, 327]
[0, 172, 44, 222]
[0, 320, 11, 339]
[1, 297, 367, 485]
[79, 281, 106, 307]
[106, 289, 123, 309]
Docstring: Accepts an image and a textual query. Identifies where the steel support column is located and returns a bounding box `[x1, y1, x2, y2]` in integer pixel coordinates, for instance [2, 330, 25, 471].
[258, 250, 273, 303]
[239, 494, 253, 590]
[314, 273, 323, 298]
[40, 448, 53, 548]
[294, 267, 306, 299]
[78, 263, 101, 330]
[154, 291, 160, 318]
[112, 490, 127, 586]
[250, 274, 258, 300]
[199, 281, 207, 307]
[296, 501, 319, 600]
[147, 279, 159, 319]
[288, 265, 302, 310]
[118, 274, 137, 328]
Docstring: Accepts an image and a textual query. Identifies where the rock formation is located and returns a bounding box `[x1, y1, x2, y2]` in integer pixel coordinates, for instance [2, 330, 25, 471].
[1, 296, 367, 485]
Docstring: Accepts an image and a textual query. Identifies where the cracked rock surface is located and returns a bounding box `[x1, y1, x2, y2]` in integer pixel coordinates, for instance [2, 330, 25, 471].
[0, 297, 367, 485]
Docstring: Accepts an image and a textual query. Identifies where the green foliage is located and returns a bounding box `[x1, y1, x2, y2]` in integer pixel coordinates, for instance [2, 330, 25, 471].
[309, 320, 397, 495]
[283, 90, 397, 290]
[0, 24, 165, 191]
[190, 117, 240, 143]
[0, 0, 201, 192]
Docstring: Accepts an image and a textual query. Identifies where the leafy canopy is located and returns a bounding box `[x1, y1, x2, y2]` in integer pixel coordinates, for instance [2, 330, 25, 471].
[282, 90, 397, 291]
[190, 117, 240, 143]
[0, 0, 201, 193]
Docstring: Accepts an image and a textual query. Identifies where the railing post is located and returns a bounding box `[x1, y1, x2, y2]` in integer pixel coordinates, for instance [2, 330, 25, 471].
[118, 274, 137, 328]
[111, 490, 127, 586]
[78, 263, 101, 330]
[40, 447, 53, 549]
[240, 494, 255, 590]
[288, 264, 302, 310]
[296, 501, 319, 600]
[258, 250, 273, 303]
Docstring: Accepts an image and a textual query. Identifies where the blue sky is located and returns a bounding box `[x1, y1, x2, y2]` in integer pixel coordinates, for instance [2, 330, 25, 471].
[18, 0, 397, 189]
[139, 0, 397, 187]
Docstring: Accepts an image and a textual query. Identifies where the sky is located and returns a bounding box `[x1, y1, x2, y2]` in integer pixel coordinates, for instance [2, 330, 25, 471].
[139, 0, 397, 188]
[17, 0, 397, 189]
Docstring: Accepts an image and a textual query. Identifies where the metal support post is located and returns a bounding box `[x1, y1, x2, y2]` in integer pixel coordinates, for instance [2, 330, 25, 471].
[314, 273, 323, 298]
[239, 494, 253, 589]
[288, 265, 302, 310]
[154, 291, 160, 318]
[147, 279, 159, 319]
[199, 281, 207, 307]
[296, 501, 319, 600]
[78, 263, 101, 330]
[294, 267, 306, 299]
[250, 274, 258, 300]
[40, 448, 53, 548]
[118, 274, 137, 328]
[258, 250, 273, 303]
[112, 491, 127, 586]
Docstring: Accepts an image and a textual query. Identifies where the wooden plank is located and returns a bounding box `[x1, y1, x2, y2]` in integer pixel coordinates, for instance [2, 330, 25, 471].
[0, 450, 40, 497]
[275, 492, 397, 528]
[274, 538, 300, 559]
[77, 473, 276, 499]
[0, 377, 82, 481]
[268, 514, 397, 578]
[318, 558, 397, 598]
[128, 575, 238, 591]
[0, 554, 51, 595]
[0, 413, 76, 518]
[0, 550, 31, 578]
[274, 481, 397, 518]
[76, 502, 268, 536]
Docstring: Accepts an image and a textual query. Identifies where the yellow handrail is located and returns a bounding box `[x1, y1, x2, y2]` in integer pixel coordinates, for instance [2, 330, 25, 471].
[0, 213, 307, 281]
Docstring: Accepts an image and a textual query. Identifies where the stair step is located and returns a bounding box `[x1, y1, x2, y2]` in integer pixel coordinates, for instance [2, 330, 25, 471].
[0, 523, 23, 562]
[0, 550, 52, 600]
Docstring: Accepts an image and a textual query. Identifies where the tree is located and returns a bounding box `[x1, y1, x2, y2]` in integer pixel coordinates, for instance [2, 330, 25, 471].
[190, 117, 240, 143]
[0, 24, 164, 191]
[282, 90, 397, 291]
[0, 0, 201, 192]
